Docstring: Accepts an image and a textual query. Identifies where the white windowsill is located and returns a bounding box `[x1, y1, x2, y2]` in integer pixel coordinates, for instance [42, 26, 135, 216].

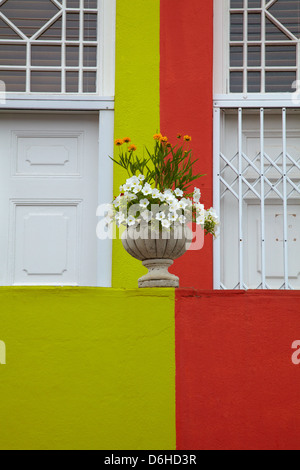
[0, 94, 115, 110]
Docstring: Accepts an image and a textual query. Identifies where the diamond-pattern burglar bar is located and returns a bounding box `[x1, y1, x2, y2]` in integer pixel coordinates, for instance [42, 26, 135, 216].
[215, 107, 300, 290]
[0, 0, 99, 93]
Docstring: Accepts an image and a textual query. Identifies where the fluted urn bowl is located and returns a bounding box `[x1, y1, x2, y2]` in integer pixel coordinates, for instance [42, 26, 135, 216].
[121, 223, 193, 288]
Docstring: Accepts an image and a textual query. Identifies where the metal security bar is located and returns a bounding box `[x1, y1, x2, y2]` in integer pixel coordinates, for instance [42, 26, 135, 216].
[213, 102, 300, 290]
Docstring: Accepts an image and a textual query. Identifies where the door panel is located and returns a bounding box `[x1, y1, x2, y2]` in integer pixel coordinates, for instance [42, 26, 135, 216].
[0, 113, 98, 286]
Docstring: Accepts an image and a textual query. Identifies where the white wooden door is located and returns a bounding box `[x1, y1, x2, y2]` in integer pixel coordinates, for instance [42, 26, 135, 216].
[0, 112, 99, 286]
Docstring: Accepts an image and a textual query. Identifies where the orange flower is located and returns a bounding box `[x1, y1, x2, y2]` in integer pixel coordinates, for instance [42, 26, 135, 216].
[177, 134, 182, 139]
[153, 133, 163, 141]
[183, 135, 192, 142]
[115, 139, 123, 146]
[128, 144, 137, 152]
[123, 137, 131, 143]
[160, 136, 168, 143]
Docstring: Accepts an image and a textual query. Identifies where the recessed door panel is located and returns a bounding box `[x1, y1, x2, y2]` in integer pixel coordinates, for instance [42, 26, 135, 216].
[0, 113, 98, 286]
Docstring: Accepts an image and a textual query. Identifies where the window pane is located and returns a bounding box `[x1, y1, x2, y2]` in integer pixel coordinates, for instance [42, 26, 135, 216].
[265, 71, 296, 92]
[67, 0, 80, 7]
[248, 0, 261, 8]
[265, 17, 290, 41]
[83, 71, 96, 92]
[230, 0, 243, 8]
[66, 13, 80, 40]
[66, 46, 79, 66]
[66, 71, 78, 93]
[38, 17, 62, 40]
[230, 13, 243, 41]
[269, 0, 300, 38]
[0, 44, 26, 66]
[0, 0, 59, 38]
[0, 17, 20, 39]
[84, 13, 97, 41]
[230, 71, 243, 92]
[248, 13, 261, 41]
[248, 45, 261, 66]
[230, 46, 243, 67]
[248, 71, 261, 92]
[0, 70, 26, 91]
[83, 46, 97, 67]
[31, 71, 61, 93]
[31, 45, 61, 66]
[265, 45, 296, 67]
[84, 0, 98, 8]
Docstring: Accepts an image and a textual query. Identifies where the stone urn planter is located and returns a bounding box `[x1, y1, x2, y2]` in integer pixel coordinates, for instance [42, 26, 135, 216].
[122, 224, 193, 288]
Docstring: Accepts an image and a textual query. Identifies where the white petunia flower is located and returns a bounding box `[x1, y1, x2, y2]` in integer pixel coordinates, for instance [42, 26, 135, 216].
[196, 215, 205, 225]
[142, 183, 153, 196]
[156, 211, 166, 221]
[174, 188, 184, 197]
[168, 212, 179, 222]
[113, 196, 121, 208]
[161, 219, 171, 229]
[139, 198, 150, 209]
[141, 210, 153, 222]
[124, 192, 137, 201]
[123, 183, 132, 192]
[178, 215, 187, 224]
[195, 202, 205, 212]
[193, 187, 201, 203]
[177, 198, 190, 210]
[152, 188, 161, 199]
[115, 212, 126, 226]
[206, 208, 219, 222]
[165, 195, 176, 204]
[168, 200, 179, 213]
[132, 184, 142, 194]
[164, 189, 173, 196]
[127, 176, 139, 185]
[127, 216, 137, 226]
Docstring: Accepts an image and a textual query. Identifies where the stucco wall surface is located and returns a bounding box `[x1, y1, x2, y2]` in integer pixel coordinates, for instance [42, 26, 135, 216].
[176, 289, 300, 450]
[0, 288, 175, 450]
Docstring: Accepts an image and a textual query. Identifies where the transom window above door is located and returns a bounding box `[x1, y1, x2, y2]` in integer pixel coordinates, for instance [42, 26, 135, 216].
[0, 0, 99, 94]
[230, 0, 300, 93]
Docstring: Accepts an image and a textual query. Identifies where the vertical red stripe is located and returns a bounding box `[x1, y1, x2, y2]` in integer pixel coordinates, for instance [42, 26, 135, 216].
[160, 0, 214, 289]
[175, 290, 300, 450]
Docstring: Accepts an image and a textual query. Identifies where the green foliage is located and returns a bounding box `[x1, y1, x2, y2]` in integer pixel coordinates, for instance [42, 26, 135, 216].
[110, 136, 204, 192]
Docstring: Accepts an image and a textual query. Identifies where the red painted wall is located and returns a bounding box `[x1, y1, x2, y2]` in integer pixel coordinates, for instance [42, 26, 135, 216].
[160, 0, 214, 289]
[175, 290, 300, 450]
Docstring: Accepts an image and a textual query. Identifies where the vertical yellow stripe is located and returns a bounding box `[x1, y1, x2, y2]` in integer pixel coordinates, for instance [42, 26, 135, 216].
[113, 0, 160, 288]
[0, 287, 176, 450]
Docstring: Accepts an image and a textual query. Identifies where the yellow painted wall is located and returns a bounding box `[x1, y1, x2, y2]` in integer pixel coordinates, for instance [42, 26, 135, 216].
[0, 288, 175, 450]
[113, 0, 160, 288]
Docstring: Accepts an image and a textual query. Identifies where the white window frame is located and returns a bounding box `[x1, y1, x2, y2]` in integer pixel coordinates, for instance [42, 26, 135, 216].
[0, 0, 116, 287]
[214, 0, 300, 103]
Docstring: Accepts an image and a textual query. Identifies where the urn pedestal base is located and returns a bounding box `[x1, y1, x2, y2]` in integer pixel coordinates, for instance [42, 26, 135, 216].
[138, 259, 179, 288]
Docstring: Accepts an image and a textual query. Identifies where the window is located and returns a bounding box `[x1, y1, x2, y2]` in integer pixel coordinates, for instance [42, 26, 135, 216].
[0, 0, 99, 94]
[229, 0, 300, 93]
